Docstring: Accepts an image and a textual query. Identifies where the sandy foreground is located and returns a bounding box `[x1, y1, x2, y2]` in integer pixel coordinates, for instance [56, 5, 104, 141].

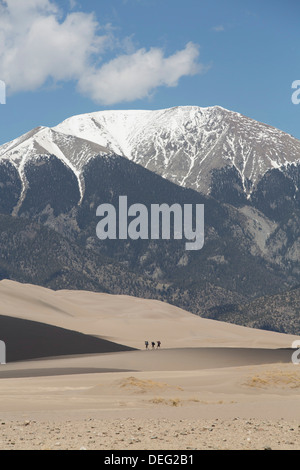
[0, 280, 300, 450]
[0, 364, 300, 450]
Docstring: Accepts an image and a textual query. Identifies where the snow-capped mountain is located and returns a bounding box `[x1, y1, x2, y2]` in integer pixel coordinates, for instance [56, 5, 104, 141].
[2, 106, 300, 334]
[1, 105, 300, 214]
[53, 106, 300, 196]
[0, 126, 109, 206]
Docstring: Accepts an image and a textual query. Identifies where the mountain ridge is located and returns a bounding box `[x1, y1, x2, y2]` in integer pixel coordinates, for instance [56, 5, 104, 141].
[2, 105, 300, 210]
[53, 105, 300, 197]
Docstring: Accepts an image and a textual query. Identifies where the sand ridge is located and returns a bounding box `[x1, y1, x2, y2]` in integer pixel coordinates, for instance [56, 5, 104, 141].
[0, 279, 298, 350]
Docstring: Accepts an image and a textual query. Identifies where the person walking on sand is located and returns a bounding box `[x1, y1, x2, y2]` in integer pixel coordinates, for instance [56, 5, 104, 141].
[145, 341, 149, 350]
[157, 341, 161, 349]
[151, 341, 156, 349]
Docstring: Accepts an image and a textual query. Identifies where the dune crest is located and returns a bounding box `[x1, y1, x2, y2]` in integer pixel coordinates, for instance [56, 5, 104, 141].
[0, 279, 298, 350]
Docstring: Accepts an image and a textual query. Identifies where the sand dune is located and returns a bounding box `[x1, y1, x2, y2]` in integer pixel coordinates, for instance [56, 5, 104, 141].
[0, 314, 134, 362]
[0, 347, 294, 379]
[0, 279, 299, 450]
[0, 280, 298, 351]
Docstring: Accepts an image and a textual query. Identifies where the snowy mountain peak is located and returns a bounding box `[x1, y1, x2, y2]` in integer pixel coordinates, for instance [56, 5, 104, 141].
[53, 105, 300, 195]
[0, 125, 110, 207]
[1, 105, 300, 207]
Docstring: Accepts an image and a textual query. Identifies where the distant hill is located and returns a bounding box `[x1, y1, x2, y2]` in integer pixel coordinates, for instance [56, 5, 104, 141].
[204, 286, 300, 335]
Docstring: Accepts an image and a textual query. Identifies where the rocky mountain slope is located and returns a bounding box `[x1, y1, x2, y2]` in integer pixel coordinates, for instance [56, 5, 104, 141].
[204, 284, 300, 335]
[0, 152, 296, 319]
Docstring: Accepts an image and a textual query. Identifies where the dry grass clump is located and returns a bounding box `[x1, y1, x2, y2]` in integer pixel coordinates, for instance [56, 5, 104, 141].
[244, 370, 300, 389]
[119, 376, 183, 394]
[149, 397, 235, 406]
[187, 397, 227, 405]
[149, 397, 182, 407]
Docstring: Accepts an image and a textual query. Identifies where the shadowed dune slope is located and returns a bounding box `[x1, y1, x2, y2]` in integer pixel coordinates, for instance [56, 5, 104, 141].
[0, 315, 134, 362]
[0, 347, 294, 379]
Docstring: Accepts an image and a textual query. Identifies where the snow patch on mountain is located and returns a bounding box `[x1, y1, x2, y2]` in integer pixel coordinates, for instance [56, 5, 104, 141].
[53, 106, 300, 195]
[1, 106, 300, 208]
[0, 127, 109, 208]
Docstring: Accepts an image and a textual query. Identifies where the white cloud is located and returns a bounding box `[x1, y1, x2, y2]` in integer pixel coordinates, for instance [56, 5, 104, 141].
[0, 0, 206, 104]
[78, 42, 202, 105]
[212, 25, 225, 32]
[0, 0, 105, 92]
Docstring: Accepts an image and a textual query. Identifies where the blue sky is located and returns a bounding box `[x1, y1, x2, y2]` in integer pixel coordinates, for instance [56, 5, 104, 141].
[0, 0, 299, 144]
